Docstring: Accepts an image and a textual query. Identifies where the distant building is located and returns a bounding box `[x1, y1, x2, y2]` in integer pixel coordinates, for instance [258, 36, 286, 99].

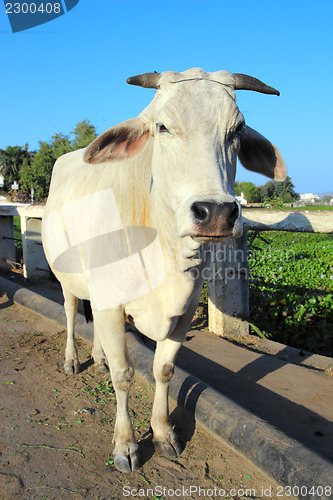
[0, 172, 4, 188]
[236, 192, 248, 205]
[300, 193, 320, 203]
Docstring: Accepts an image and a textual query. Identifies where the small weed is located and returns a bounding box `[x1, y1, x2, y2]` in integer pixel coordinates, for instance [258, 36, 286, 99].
[18, 443, 85, 458]
[136, 471, 150, 484]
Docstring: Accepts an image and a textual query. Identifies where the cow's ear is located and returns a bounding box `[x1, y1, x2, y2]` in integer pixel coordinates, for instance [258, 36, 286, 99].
[84, 118, 150, 164]
[238, 125, 286, 180]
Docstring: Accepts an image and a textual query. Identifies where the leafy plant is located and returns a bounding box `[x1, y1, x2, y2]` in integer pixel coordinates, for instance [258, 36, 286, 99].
[264, 196, 284, 209]
[248, 231, 333, 356]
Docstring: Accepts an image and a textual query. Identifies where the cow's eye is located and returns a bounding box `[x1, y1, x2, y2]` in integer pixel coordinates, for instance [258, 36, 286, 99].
[235, 122, 244, 134]
[157, 123, 170, 134]
[228, 121, 244, 141]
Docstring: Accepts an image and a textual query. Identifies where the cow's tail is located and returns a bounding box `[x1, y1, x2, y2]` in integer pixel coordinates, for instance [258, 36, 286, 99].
[83, 299, 93, 323]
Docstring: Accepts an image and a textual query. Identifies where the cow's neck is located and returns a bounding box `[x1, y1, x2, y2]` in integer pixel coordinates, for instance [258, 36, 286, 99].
[119, 153, 205, 279]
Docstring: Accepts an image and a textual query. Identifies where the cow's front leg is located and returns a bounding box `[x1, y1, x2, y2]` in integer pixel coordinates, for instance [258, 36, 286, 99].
[92, 333, 109, 373]
[93, 308, 139, 473]
[151, 334, 184, 459]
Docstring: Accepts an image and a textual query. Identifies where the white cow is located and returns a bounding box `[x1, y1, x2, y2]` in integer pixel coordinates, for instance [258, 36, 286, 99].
[42, 68, 286, 473]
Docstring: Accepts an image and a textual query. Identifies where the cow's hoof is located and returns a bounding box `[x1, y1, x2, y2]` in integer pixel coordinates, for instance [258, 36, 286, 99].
[114, 452, 140, 473]
[96, 361, 109, 374]
[64, 360, 80, 375]
[154, 436, 182, 459]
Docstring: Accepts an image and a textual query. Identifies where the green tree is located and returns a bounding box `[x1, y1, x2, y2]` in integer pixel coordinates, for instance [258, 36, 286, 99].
[234, 182, 241, 196]
[274, 176, 299, 203]
[236, 176, 300, 205]
[0, 144, 33, 191]
[261, 180, 277, 201]
[19, 134, 71, 200]
[234, 181, 260, 203]
[52, 133, 71, 158]
[71, 119, 97, 150]
[260, 177, 299, 204]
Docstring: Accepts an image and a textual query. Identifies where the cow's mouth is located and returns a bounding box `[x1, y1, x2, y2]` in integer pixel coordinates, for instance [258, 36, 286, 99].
[191, 233, 232, 243]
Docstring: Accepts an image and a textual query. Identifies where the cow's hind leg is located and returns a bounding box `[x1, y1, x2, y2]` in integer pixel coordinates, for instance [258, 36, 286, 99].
[62, 288, 80, 375]
[81, 300, 108, 372]
[93, 308, 139, 473]
[151, 334, 183, 459]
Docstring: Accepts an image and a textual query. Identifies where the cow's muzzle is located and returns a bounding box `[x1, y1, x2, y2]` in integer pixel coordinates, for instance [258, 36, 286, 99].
[191, 201, 239, 239]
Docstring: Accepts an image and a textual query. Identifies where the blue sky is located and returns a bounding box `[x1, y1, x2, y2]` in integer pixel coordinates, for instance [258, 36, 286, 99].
[1, 0, 332, 195]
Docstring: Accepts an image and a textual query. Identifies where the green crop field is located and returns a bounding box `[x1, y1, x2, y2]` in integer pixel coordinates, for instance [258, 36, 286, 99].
[248, 231, 333, 356]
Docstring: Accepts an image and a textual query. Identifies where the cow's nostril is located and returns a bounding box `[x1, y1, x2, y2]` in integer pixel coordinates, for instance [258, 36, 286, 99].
[191, 202, 211, 224]
[229, 202, 239, 224]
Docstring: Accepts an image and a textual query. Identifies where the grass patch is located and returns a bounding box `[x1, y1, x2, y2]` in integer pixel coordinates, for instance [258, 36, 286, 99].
[244, 205, 333, 211]
[13, 216, 21, 247]
[13, 216, 23, 262]
[286, 205, 333, 211]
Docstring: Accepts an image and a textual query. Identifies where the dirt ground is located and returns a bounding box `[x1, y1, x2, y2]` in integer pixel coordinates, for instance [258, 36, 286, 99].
[0, 293, 295, 500]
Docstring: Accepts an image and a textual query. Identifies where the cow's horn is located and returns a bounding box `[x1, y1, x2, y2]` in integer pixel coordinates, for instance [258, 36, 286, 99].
[233, 73, 280, 96]
[126, 72, 160, 89]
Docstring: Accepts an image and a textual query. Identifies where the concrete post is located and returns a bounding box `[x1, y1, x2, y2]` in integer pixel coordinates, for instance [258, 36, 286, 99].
[207, 230, 249, 338]
[0, 215, 17, 272]
[20, 216, 50, 279]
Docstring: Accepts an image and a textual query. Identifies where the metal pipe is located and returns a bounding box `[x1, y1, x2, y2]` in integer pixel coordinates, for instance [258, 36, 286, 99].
[2, 236, 21, 242]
